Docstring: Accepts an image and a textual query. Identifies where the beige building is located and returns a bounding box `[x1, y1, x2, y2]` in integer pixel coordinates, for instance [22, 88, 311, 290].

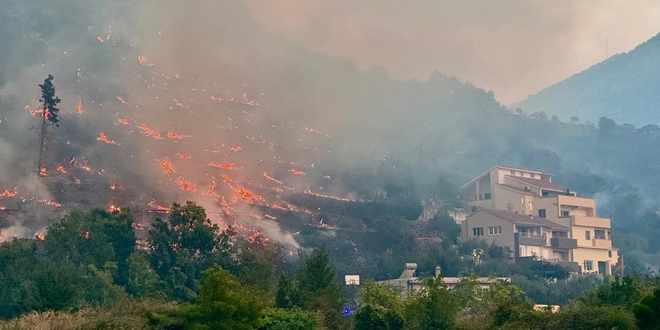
[459, 165, 618, 275]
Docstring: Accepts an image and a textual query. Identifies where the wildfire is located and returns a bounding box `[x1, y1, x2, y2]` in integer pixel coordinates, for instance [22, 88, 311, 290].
[206, 178, 217, 196]
[108, 204, 120, 212]
[117, 96, 128, 104]
[236, 188, 265, 203]
[230, 146, 243, 152]
[0, 189, 17, 197]
[304, 190, 352, 202]
[167, 131, 182, 139]
[57, 166, 66, 174]
[177, 153, 192, 160]
[110, 184, 116, 190]
[35, 234, 45, 241]
[175, 177, 196, 192]
[39, 167, 47, 177]
[0, 206, 6, 211]
[290, 169, 306, 176]
[77, 100, 83, 114]
[209, 162, 233, 170]
[263, 173, 283, 185]
[264, 214, 277, 220]
[148, 199, 170, 212]
[96, 132, 117, 145]
[159, 160, 175, 174]
[138, 55, 147, 64]
[40, 200, 62, 207]
[117, 118, 129, 125]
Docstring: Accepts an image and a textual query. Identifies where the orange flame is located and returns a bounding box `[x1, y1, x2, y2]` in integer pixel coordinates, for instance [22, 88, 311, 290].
[35, 233, 45, 241]
[176, 177, 196, 192]
[236, 188, 265, 203]
[57, 166, 66, 174]
[159, 160, 175, 174]
[206, 178, 217, 196]
[177, 153, 192, 160]
[263, 173, 283, 185]
[209, 162, 233, 170]
[117, 118, 129, 125]
[148, 199, 170, 212]
[110, 184, 116, 190]
[0, 189, 16, 197]
[77, 100, 83, 114]
[97, 132, 117, 145]
[39, 167, 47, 177]
[40, 200, 62, 207]
[290, 169, 306, 176]
[230, 146, 243, 152]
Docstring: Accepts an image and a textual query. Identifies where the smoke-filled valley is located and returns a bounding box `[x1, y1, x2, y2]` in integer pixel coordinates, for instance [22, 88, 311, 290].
[2, 0, 660, 281]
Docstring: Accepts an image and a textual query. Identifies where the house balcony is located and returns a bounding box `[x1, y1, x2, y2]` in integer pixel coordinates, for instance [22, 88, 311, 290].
[516, 233, 546, 246]
[551, 237, 578, 250]
[571, 215, 611, 229]
[545, 258, 580, 272]
[556, 195, 595, 210]
[592, 238, 612, 249]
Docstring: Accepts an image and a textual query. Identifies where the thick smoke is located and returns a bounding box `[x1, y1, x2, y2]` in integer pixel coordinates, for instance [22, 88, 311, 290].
[245, 0, 660, 103]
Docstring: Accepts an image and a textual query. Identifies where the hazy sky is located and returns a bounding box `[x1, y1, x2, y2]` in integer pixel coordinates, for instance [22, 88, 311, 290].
[245, 0, 660, 104]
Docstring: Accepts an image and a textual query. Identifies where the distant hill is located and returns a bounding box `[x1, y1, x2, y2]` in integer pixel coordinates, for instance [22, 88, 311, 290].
[514, 32, 660, 126]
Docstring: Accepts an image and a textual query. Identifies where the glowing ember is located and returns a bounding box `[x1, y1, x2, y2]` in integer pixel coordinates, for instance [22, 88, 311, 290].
[177, 153, 192, 160]
[290, 169, 306, 176]
[304, 190, 352, 202]
[40, 200, 62, 207]
[138, 55, 147, 64]
[221, 175, 234, 183]
[35, 234, 45, 241]
[167, 131, 182, 139]
[230, 146, 242, 152]
[246, 212, 262, 220]
[175, 177, 196, 192]
[263, 173, 283, 185]
[206, 178, 217, 196]
[264, 214, 277, 220]
[108, 204, 120, 212]
[236, 188, 265, 203]
[209, 162, 233, 170]
[57, 166, 66, 174]
[117, 118, 129, 125]
[96, 132, 117, 145]
[0, 189, 17, 197]
[117, 96, 128, 104]
[77, 100, 83, 114]
[159, 160, 175, 174]
[39, 167, 47, 177]
[148, 199, 170, 212]
[0, 206, 6, 211]
[110, 184, 116, 190]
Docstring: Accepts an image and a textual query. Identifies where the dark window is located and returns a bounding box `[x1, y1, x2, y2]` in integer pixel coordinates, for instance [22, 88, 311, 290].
[561, 210, 570, 217]
[542, 190, 549, 196]
[538, 209, 546, 218]
[608, 251, 612, 258]
[530, 173, 535, 178]
[473, 227, 484, 236]
[585, 231, 591, 240]
[584, 260, 593, 271]
[484, 193, 491, 200]
[510, 170, 516, 175]
[594, 229, 606, 239]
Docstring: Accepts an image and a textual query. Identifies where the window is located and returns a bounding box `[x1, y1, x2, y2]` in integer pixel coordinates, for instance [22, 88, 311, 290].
[594, 229, 606, 239]
[608, 251, 612, 258]
[530, 173, 535, 178]
[510, 170, 516, 175]
[484, 192, 491, 200]
[528, 201, 533, 211]
[542, 190, 549, 197]
[561, 210, 570, 217]
[585, 230, 591, 240]
[473, 227, 484, 236]
[489, 226, 502, 235]
[584, 260, 593, 271]
[538, 209, 546, 218]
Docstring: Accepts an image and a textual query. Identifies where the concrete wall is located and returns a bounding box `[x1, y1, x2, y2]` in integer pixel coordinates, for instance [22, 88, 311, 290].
[463, 211, 515, 250]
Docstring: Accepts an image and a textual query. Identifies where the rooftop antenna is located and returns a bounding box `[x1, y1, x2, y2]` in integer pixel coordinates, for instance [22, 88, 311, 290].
[605, 37, 609, 59]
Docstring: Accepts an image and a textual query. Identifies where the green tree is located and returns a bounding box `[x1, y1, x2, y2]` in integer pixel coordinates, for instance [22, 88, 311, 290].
[296, 248, 345, 329]
[148, 201, 236, 301]
[149, 265, 262, 330]
[404, 277, 459, 330]
[127, 251, 166, 299]
[634, 288, 660, 330]
[43, 208, 136, 286]
[259, 307, 318, 330]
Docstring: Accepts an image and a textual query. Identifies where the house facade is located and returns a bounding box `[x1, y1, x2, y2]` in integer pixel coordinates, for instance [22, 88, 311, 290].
[458, 165, 618, 275]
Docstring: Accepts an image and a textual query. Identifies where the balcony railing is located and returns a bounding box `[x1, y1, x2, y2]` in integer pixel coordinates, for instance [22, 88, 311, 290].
[592, 238, 612, 249]
[551, 237, 578, 250]
[517, 234, 546, 246]
[572, 215, 611, 228]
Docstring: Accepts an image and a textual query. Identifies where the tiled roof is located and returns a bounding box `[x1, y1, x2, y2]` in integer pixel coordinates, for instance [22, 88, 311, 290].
[479, 208, 569, 230]
[506, 176, 566, 192]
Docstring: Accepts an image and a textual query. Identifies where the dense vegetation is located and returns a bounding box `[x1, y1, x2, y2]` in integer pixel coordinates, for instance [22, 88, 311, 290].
[2, 204, 660, 329]
[516, 32, 660, 126]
